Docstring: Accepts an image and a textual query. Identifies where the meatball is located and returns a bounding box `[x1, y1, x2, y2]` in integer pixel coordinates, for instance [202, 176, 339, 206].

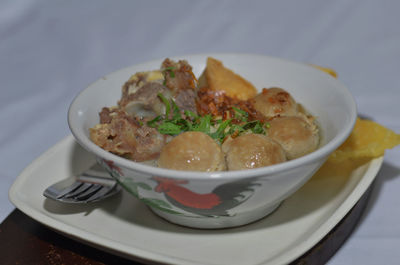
[267, 116, 319, 159]
[158, 131, 226, 171]
[253, 87, 298, 118]
[222, 134, 286, 170]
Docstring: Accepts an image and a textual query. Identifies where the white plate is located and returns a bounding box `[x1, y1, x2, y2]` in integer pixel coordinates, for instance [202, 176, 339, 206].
[9, 136, 383, 265]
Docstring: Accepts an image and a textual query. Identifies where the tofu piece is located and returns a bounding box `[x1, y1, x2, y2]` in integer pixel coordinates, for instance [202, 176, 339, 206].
[198, 57, 257, 100]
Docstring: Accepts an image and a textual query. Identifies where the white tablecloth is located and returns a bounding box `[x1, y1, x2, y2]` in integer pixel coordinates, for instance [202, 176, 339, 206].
[1, 1, 400, 264]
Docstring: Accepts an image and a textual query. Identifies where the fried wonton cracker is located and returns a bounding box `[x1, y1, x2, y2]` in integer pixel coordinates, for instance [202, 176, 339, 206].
[310, 64, 400, 176]
[310, 64, 338, 78]
[329, 118, 400, 163]
[315, 118, 400, 177]
[198, 57, 257, 100]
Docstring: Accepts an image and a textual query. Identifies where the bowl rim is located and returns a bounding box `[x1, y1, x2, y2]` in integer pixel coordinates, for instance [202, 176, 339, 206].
[68, 52, 357, 180]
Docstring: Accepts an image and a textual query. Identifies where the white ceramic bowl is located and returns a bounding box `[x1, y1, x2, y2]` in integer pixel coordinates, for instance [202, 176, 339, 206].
[68, 53, 357, 229]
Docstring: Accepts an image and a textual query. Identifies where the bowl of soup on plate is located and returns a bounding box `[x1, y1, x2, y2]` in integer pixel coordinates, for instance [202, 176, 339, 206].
[68, 54, 356, 229]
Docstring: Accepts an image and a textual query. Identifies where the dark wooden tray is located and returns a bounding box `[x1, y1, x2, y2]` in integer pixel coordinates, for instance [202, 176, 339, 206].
[0, 182, 373, 265]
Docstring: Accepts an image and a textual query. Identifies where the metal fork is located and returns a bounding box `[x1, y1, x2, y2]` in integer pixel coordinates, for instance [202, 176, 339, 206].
[43, 164, 121, 203]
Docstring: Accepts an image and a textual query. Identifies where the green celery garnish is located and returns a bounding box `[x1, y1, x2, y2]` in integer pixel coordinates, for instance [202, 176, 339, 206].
[158, 93, 171, 118]
[210, 119, 232, 143]
[193, 114, 212, 134]
[162, 66, 176, 78]
[157, 122, 181, 135]
[147, 97, 268, 142]
[147, 115, 162, 127]
[232, 106, 248, 121]
[184, 110, 198, 119]
[171, 99, 181, 120]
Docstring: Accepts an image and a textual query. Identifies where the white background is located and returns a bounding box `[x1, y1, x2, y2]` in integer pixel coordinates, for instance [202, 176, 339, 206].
[1, 0, 400, 264]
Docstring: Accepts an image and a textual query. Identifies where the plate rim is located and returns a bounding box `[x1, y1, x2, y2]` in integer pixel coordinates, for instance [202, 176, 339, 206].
[270, 155, 382, 264]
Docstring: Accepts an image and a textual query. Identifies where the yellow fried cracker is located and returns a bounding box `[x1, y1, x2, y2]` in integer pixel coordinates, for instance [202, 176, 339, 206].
[311, 65, 399, 172]
[312, 118, 400, 178]
[310, 64, 338, 78]
[329, 118, 400, 163]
